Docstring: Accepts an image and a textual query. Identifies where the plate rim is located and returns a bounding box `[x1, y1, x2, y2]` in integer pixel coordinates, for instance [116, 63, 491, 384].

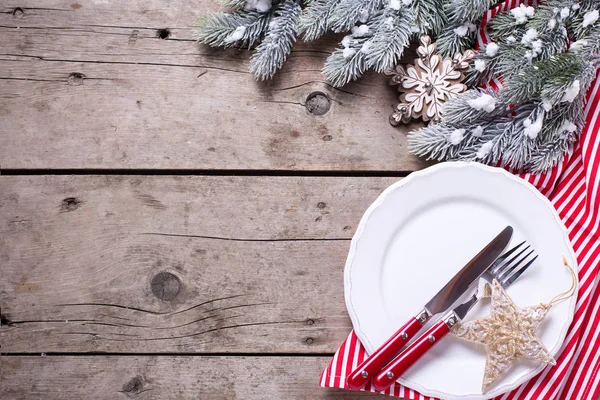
[344, 161, 578, 400]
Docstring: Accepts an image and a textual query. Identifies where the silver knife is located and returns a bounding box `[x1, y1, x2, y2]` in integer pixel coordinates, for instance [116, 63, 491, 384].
[346, 225, 513, 390]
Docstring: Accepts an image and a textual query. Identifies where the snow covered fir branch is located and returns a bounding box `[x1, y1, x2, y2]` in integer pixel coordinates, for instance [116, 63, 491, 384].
[197, 0, 301, 80]
[197, 0, 600, 173]
[196, 0, 445, 84]
[408, 0, 600, 172]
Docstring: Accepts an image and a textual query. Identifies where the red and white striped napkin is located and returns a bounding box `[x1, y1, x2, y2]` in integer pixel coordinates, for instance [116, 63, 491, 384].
[320, 1, 600, 398]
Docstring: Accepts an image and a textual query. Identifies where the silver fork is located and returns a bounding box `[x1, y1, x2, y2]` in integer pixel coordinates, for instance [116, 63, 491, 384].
[453, 241, 538, 320]
[371, 241, 538, 391]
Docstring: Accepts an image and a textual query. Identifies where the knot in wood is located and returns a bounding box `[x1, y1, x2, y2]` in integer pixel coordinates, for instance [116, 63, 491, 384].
[151, 272, 181, 301]
[305, 92, 331, 116]
[12, 8, 25, 18]
[67, 73, 85, 86]
[123, 376, 144, 395]
[61, 197, 82, 212]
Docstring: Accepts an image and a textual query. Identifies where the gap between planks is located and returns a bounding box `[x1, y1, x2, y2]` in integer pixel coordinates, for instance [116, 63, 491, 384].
[0, 169, 416, 177]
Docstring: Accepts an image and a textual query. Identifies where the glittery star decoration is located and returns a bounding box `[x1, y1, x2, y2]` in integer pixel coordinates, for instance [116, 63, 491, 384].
[452, 279, 556, 392]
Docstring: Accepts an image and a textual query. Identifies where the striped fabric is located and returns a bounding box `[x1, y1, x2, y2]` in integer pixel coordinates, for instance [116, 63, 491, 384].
[320, 1, 600, 398]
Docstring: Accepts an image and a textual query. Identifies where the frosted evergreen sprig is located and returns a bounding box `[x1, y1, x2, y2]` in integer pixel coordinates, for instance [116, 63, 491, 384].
[198, 0, 600, 93]
[408, 49, 598, 172]
[446, 0, 497, 26]
[221, 0, 249, 11]
[364, 5, 413, 72]
[250, 0, 301, 79]
[436, 0, 501, 56]
[299, 0, 341, 41]
[409, 0, 600, 174]
[570, 1, 600, 55]
[329, 0, 382, 32]
[197, 10, 272, 49]
[436, 22, 478, 57]
[323, 32, 371, 87]
[411, 0, 447, 36]
[323, 0, 414, 86]
[466, 2, 581, 89]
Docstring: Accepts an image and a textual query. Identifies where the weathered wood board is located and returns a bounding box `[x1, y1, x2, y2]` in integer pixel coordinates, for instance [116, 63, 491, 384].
[0, 356, 389, 399]
[0, 175, 399, 353]
[0, 2, 425, 398]
[0, 1, 426, 171]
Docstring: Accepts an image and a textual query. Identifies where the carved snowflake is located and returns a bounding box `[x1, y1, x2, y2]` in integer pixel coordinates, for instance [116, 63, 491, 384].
[387, 36, 475, 125]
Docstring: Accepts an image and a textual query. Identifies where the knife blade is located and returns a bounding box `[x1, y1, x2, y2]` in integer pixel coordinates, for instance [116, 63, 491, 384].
[346, 225, 513, 390]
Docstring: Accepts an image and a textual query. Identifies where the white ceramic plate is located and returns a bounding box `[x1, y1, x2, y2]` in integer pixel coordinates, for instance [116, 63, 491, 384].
[345, 162, 577, 400]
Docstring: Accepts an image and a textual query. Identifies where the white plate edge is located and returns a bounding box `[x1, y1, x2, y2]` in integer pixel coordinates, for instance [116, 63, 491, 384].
[343, 161, 579, 400]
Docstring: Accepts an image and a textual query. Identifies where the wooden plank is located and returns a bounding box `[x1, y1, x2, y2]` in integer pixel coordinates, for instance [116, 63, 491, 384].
[0, 356, 390, 399]
[0, 175, 399, 353]
[0, 1, 427, 171]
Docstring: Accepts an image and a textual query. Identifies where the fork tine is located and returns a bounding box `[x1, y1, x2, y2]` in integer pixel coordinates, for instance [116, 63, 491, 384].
[492, 245, 531, 279]
[490, 241, 526, 274]
[496, 248, 534, 281]
[501, 255, 538, 288]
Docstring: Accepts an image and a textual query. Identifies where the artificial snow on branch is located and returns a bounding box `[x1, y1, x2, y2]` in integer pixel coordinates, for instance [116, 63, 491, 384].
[329, 0, 382, 33]
[298, 0, 340, 41]
[435, 0, 501, 56]
[322, 32, 371, 87]
[322, 0, 416, 86]
[408, 0, 600, 173]
[250, 0, 301, 79]
[197, 0, 445, 83]
[197, 9, 272, 49]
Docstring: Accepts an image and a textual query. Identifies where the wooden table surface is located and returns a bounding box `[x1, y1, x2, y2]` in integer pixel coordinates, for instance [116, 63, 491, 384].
[0, 1, 428, 399]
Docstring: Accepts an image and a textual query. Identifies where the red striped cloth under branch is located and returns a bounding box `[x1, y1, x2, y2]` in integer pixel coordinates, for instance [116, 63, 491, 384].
[320, 1, 600, 398]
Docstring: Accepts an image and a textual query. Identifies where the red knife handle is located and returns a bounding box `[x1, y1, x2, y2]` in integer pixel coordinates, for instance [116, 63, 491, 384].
[372, 313, 456, 392]
[347, 309, 430, 390]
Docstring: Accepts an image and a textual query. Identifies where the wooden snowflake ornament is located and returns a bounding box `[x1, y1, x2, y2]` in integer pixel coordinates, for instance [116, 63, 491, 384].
[388, 36, 475, 125]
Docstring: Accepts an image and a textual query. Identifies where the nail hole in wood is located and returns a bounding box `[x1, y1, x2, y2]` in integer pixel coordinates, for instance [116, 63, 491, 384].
[0, 315, 12, 326]
[305, 337, 314, 344]
[305, 92, 331, 116]
[61, 197, 82, 212]
[151, 272, 181, 301]
[317, 202, 327, 209]
[12, 8, 25, 18]
[67, 73, 85, 86]
[322, 135, 333, 141]
[156, 28, 171, 39]
[306, 319, 315, 326]
[123, 376, 144, 394]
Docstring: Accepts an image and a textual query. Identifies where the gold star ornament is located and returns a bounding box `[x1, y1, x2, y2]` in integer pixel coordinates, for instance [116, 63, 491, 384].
[451, 279, 556, 392]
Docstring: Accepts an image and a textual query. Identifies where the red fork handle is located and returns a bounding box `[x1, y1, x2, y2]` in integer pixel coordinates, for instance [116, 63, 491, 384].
[371, 314, 455, 392]
[347, 309, 430, 390]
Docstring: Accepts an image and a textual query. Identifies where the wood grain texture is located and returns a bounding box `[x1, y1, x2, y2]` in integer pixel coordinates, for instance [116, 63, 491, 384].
[0, 175, 399, 353]
[0, 0, 427, 171]
[0, 356, 390, 399]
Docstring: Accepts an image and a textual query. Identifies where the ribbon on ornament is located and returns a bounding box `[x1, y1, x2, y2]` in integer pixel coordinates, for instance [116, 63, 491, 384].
[319, 0, 600, 398]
